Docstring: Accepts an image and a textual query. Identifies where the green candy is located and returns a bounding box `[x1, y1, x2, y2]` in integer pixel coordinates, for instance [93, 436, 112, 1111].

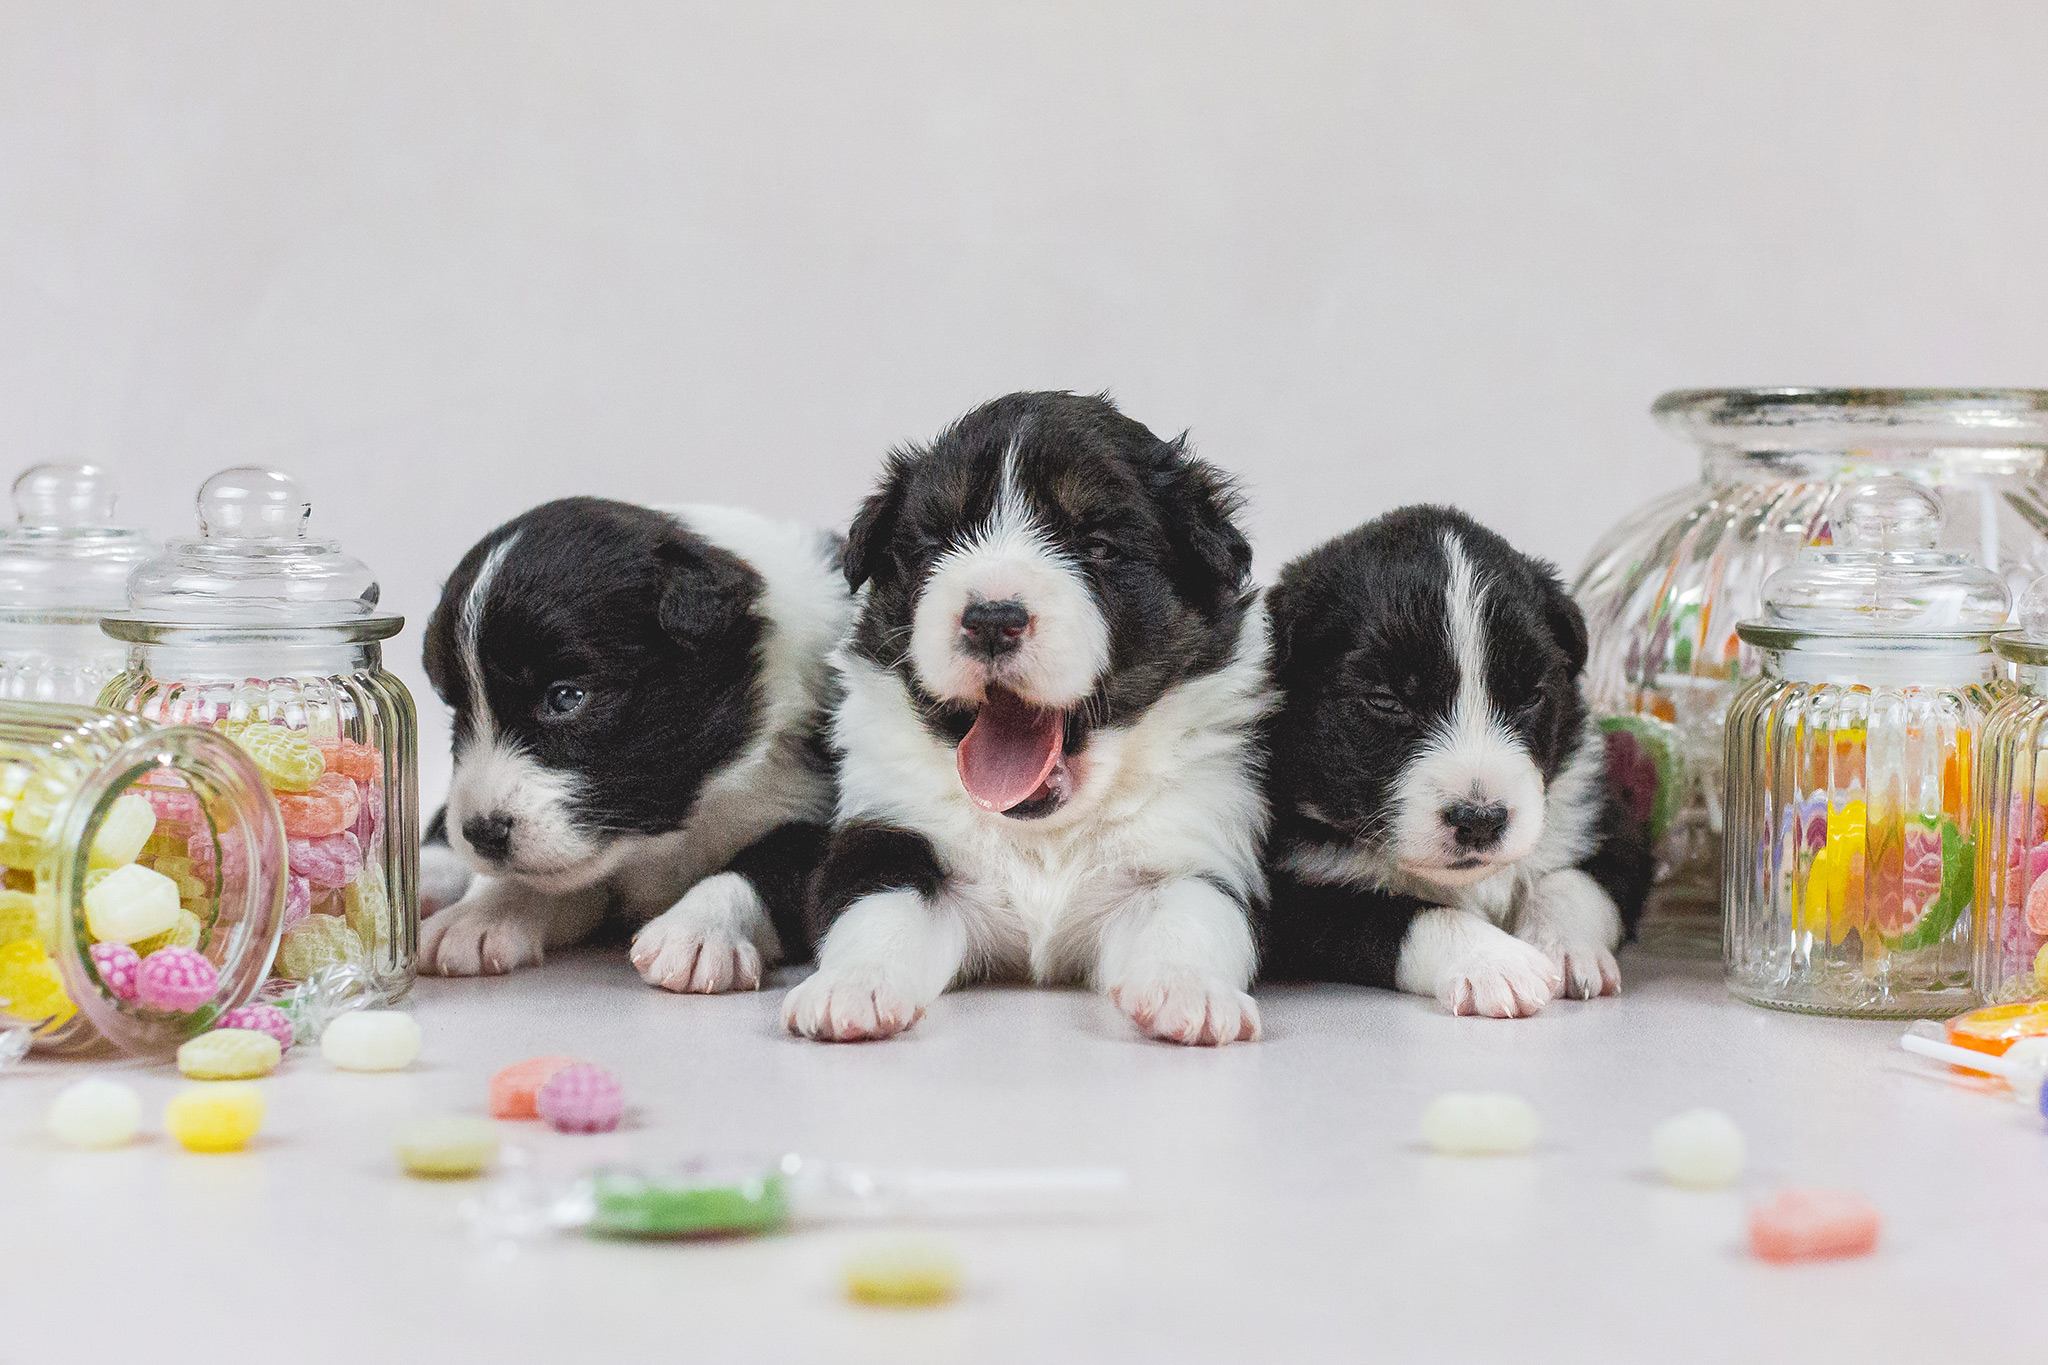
[586, 1167, 788, 1239]
[1885, 815, 1974, 953]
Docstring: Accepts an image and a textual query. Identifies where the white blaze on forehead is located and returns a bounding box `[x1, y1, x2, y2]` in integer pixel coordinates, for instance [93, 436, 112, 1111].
[457, 531, 520, 747]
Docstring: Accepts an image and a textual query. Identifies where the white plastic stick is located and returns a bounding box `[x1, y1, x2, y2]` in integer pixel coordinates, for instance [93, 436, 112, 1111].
[1900, 1030, 2018, 1078]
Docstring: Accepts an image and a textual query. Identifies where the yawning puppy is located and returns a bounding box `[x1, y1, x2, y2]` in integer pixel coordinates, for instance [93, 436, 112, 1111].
[1259, 506, 1651, 1016]
[417, 498, 852, 989]
[787, 391, 1273, 1045]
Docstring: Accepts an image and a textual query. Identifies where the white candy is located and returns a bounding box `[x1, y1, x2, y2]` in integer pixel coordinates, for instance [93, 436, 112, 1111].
[88, 793, 158, 869]
[1420, 1092, 1539, 1155]
[1651, 1107, 1746, 1188]
[82, 862, 181, 944]
[46, 1078, 143, 1149]
[320, 1009, 421, 1072]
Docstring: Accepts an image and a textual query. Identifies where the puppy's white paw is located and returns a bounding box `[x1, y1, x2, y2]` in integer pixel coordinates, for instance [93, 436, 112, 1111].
[419, 842, 474, 918]
[419, 889, 548, 976]
[1438, 935, 1561, 1018]
[630, 873, 768, 994]
[782, 968, 925, 1042]
[1108, 973, 1262, 1046]
[1517, 868, 1624, 1001]
[1530, 937, 1622, 1000]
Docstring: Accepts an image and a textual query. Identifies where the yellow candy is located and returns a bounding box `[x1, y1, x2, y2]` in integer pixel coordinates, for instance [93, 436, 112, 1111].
[164, 1082, 265, 1153]
[395, 1116, 499, 1178]
[176, 1028, 282, 1080]
[2036, 942, 2048, 989]
[842, 1238, 962, 1306]
[0, 830, 42, 871]
[88, 793, 157, 870]
[83, 863, 181, 945]
[275, 914, 365, 979]
[226, 724, 324, 794]
[0, 939, 74, 1027]
[0, 889, 37, 945]
[345, 865, 390, 960]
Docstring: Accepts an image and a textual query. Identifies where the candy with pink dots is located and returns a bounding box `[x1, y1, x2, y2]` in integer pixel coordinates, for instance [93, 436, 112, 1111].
[289, 831, 363, 890]
[90, 942, 141, 1002]
[535, 1063, 624, 1134]
[215, 1002, 295, 1052]
[134, 945, 219, 1012]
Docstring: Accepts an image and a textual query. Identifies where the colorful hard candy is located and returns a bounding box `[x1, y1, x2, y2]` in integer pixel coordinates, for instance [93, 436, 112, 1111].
[1946, 1000, 2048, 1057]
[215, 1002, 295, 1051]
[140, 786, 203, 825]
[275, 913, 364, 979]
[1651, 1108, 1745, 1188]
[344, 865, 390, 958]
[47, 1078, 142, 1149]
[395, 1116, 499, 1178]
[536, 1063, 623, 1133]
[282, 875, 311, 933]
[276, 773, 359, 839]
[2037, 942, 2048, 988]
[88, 793, 157, 870]
[288, 831, 363, 890]
[134, 945, 219, 1012]
[164, 1083, 265, 1153]
[0, 940, 73, 1026]
[1748, 1189, 1881, 1263]
[1420, 1093, 1539, 1155]
[489, 1055, 579, 1119]
[842, 1238, 962, 1306]
[0, 888, 37, 944]
[317, 739, 383, 781]
[89, 942, 141, 1001]
[132, 908, 203, 957]
[82, 863, 181, 945]
[227, 723, 325, 793]
[176, 1028, 281, 1080]
[319, 1009, 420, 1072]
[2028, 873, 2048, 936]
[350, 780, 381, 845]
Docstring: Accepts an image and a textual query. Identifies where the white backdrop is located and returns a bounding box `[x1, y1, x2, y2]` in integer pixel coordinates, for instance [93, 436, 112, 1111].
[4, 1, 2046, 804]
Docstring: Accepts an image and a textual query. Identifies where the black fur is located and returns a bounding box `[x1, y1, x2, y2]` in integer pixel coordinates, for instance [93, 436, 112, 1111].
[807, 821, 948, 946]
[725, 822, 831, 965]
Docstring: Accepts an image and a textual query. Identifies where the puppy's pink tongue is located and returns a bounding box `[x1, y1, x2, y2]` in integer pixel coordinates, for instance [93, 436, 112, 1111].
[957, 688, 1065, 812]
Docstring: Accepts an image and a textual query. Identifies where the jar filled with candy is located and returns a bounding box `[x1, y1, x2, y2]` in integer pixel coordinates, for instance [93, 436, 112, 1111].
[1970, 580, 2048, 1006]
[98, 467, 418, 1010]
[0, 700, 286, 1057]
[1722, 479, 2010, 1016]
[0, 464, 158, 703]
[1578, 389, 2048, 956]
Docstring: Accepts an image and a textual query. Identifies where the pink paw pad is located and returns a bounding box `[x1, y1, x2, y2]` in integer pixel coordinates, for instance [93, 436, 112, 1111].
[215, 1002, 295, 1052]
[90, 942, 142, 1002]
[535, 1063, 624, 1134]
[134, 946, 220, 1012]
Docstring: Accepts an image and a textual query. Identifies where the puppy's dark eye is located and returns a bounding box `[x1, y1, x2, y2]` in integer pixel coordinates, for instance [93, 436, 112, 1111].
[542, 682, 587, 718]
[1361, 686, 1407, 720]
[1083, 533, 1121, 564]
[1513, 686, 1549, 718]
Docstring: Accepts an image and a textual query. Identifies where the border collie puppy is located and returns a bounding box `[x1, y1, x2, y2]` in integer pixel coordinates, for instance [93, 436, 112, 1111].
[418, 497, 853, 990]
[787, 392, 1273, 1046]
[1259, 506, 1651, 1017]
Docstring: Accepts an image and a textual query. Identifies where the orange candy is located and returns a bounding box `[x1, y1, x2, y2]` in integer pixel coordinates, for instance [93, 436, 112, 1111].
[490, 1055, 580, 1119]
[275, 773, 360, 839]
[1945, 1001, 2048, 1059]
[317, 739, 384, 782]
[1748, 1189, 1881, 1263]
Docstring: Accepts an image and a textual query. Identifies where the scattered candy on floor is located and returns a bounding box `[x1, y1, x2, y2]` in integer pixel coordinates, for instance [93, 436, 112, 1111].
[395, 1116, 500, 1178]
[842, 1238, 962, 1307]
[490, 1055, 579, 1119]
[536, 1062, 624, 1133]
[46, 1078, 142, 1149]
[176, 1028, 282, 1080]
[1748, 1189, 1882, 1263]
[320, 1009, 421, 1072]
[1650, 1108, 1745, 1188]
[215, 1003, 295, 1052]
[163, 1082, 266, 1153]
[1419, 1093, 1539, 1156]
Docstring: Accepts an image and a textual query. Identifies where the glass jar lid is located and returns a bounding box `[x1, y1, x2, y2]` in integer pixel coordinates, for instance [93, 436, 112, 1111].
[102, 466, 399, 639]
[1994, 575, 2048, 668]
[1739, 479, 2010, 648]
[1654, 388, 2048, 457]
[0, 464, 159, 623]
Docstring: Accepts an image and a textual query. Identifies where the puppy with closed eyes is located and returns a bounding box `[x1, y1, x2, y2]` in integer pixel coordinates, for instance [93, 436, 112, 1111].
[1259, 506, 1651, 1016]
[786, 391, 1274, 1046]
[418, 497, 852, 990]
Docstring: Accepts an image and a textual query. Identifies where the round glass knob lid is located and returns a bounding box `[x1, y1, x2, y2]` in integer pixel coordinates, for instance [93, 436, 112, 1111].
[12, 463, 119, 529]
[2018, 575, 2048, 642]
[1833, 479, 1943, 554]
[196, 467, 312, 540]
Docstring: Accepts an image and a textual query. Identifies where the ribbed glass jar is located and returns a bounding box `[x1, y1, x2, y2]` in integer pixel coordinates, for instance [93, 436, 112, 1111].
[1971, 632, 2048, 1007]
[0, 701, 286, 1058]
[1578, 389, 2048, 957]
[0, 464, 158, 704]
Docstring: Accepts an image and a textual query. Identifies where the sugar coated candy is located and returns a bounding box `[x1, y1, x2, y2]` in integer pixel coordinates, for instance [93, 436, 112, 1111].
[276, 913, 365, 980]
[536, 1063, 623, 1133]
[132, 908, 203, 957]
[216, 1003, 295, 1051]
[177, 1028, 282, 1080]
[317, 739, 382, 781]
[344, 864, 390, 958]
[1651, 1108, 1746, 1188]
[90, 942, 141, 1002]
[1748, 1189, 1881, 1263]
[276, 773, 358, 839]
[1420, 1092, 1540, 1156]
[134, 945, 219, 1012]
[227, 722, 325, 793]
[842, 1238, 962, 1307]
[88, 793, 158, 870]
[395, 1116, 499, 1178]
[282, 875, 311, 933]
[320, 1009, 421, 1072]
[2036, 941, 2048, 988]
[83, 863, 181, 945]
[47, 1078, 142, 1149]
[0, 940, 74, 1026]
[164, 1082, 266, 1153]
[289, 831, 363, 890]
[490, 1055, 579, 1119]
[0, 888, 39, 944]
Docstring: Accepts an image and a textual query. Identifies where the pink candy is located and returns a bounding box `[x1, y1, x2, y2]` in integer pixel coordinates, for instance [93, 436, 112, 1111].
[90, 942, 141, 1002]
[134, 946, 219, 1012]
[215, 1002, 295, 1051]
[2028, 874, 2048, 937]
[350, 781, 381, 846]
[142, 787, 203, 825]
[289, 831, 363, 890]
[282, 875, 311, 932]
[535, 1063, 624, 1134]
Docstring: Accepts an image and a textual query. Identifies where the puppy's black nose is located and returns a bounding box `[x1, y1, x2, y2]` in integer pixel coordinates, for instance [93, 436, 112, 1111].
[959, 598, 1031, 658]
[462, 813, 514, 862]
[1442, 801, 1510, 852]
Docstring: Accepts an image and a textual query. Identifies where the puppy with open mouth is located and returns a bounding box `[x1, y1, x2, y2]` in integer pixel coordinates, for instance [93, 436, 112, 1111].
[785, 391, 1274, 1046]
[1258, 506, 1652, 1017]
[417, 497, 852, 989]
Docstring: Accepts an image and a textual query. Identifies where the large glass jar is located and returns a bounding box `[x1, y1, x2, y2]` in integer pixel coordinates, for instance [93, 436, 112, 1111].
[0, 464, 158, 704]
[1578, 389, 2048, 956]
[98, 467, 419, 1011]
[1723, 481, 2009, 1017]
[1971, 584, 2048, 1008]
[0, 701, 286, 1057]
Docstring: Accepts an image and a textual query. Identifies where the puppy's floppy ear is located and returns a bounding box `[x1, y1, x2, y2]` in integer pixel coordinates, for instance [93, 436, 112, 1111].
[1537, 562, 1590, 676]
[1146, 434, 1253, 615]
[843, 449, 916, 593]
[656, 531, 762, 648]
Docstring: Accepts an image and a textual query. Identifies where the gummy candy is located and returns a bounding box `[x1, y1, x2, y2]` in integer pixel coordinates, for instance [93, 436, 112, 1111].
[215, 1002, 295, 1051]
[536, 1063, 623, 1133]
[320, 1009, 420, 1071]
[1748, 1189, 1881, 1263]
[90, 942, 141, 1001]
[1419, 1093, 1539, 1155]
[164, 1082, 265, 1153]
[395, 1116, 499, 1178]
[46, 1078, 142, 1149]
[489, 1055, 579, 1119]
[276, 913, 365, 979]
[83, 863, 182, 945]
[135, 945, 219, 1012]
[0, 888, 37, 944]
[276, 774, 359, 839]
[842, 1238, 962, 1306]
[88, 793, 157, 870]
[0, 939, 74, 1026]
[226, 723, 325, 793]
[176, 1028, 281, 1080]
[1651, 1108, 1745, 1188]
[289, 831, 362, 890]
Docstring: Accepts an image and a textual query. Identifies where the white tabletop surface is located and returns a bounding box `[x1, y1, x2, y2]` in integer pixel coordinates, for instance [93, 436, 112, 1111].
[3, 946, 2040, 1365]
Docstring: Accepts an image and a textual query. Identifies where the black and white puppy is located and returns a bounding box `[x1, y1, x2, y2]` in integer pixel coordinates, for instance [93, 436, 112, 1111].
[1259, 506, 1651, 1016]
[787, 392, 1273, 1046]
[418, 497, 853, 990]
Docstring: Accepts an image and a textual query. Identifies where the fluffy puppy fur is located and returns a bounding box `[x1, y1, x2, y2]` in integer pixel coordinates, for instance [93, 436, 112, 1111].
[788, 391, 1274, 1046]
[1259, 506, 1651, 1016]
[418, 497, 852, 990]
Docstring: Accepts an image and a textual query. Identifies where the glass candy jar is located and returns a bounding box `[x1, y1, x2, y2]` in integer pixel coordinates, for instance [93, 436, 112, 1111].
[0, 464, 159, 703]
[1723, 481, 2009, 1016]
[99, 467, 419, 1009]
[0, 701, 286, 1057]
[1972, 583, 2048, 1007]
[1578, 389, 2048, 956]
